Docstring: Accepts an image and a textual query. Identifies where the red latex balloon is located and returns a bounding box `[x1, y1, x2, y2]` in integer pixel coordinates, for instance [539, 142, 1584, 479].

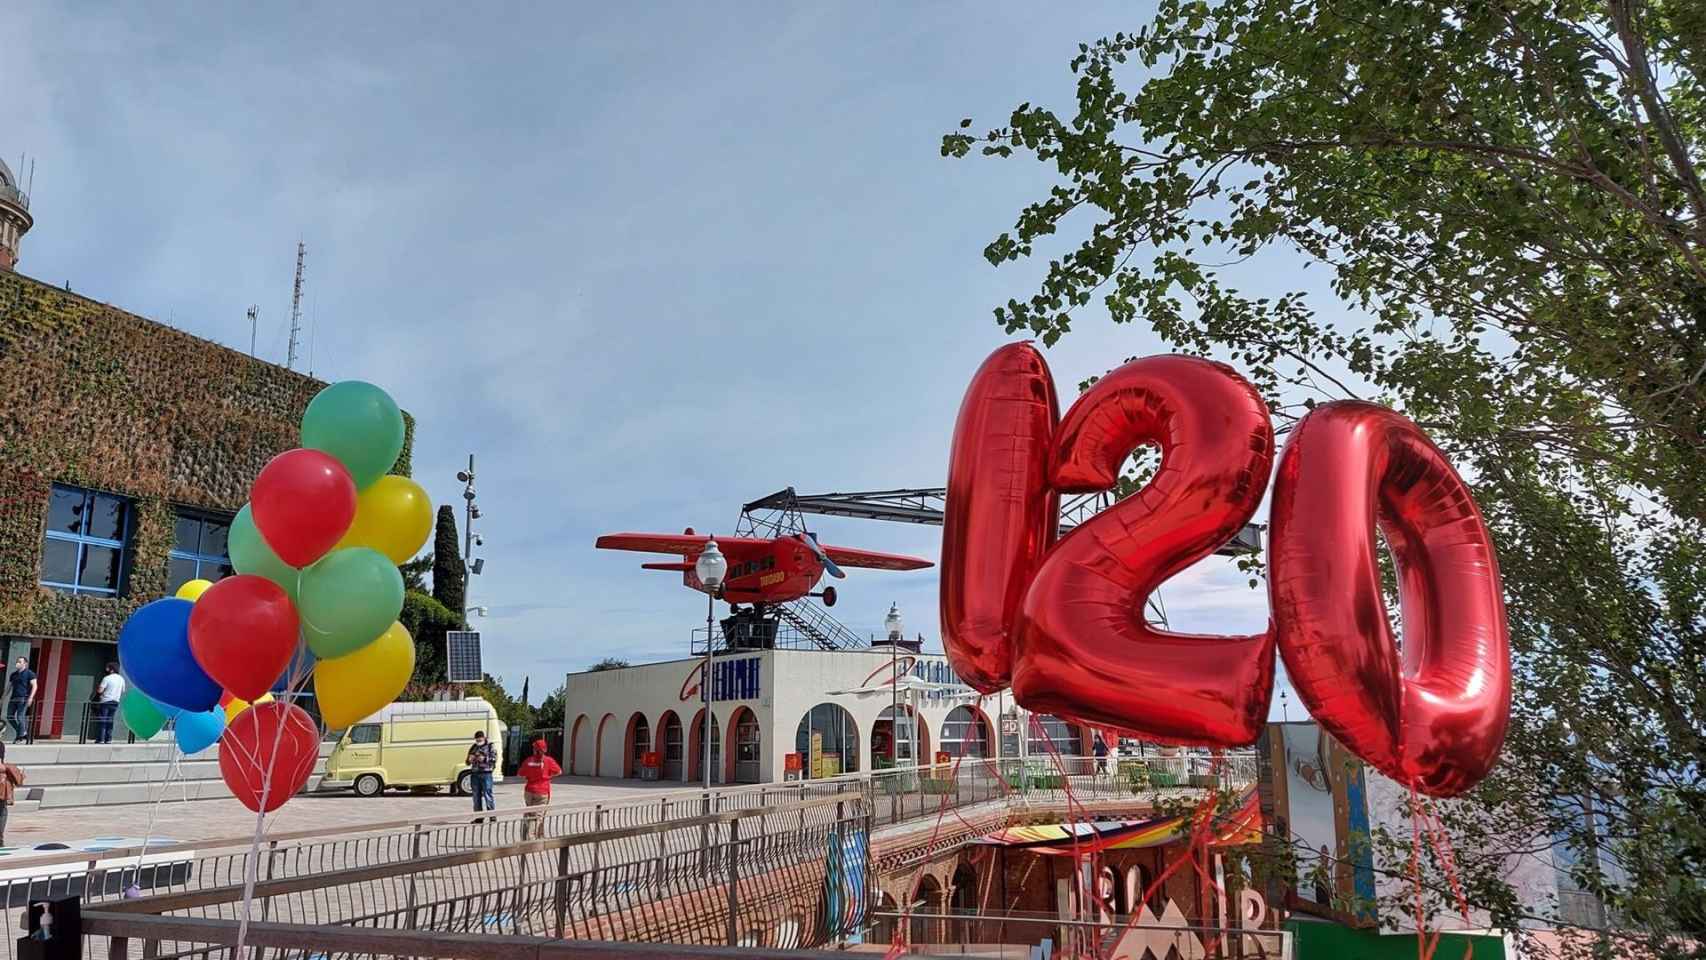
[251, 449, 357, 567]
[189, 575, 300, 702]
[940, 343, 1059, 693]
[1011, 356, 1277, 746]
[218, 701, 320, 814]
[1269, 401, 1510, 797]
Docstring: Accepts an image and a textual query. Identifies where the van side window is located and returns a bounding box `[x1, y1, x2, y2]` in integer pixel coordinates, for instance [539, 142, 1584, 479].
[349, 723, 382, 744]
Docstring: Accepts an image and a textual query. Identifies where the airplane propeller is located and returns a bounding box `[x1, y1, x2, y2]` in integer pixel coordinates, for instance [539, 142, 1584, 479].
[800, 531, 846, 579]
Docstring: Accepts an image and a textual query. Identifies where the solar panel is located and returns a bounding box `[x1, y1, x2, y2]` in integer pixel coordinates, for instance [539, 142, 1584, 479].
[446, 631, 483, 683]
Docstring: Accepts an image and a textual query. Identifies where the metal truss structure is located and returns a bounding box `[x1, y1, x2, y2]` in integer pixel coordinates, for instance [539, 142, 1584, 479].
[742, 487, 1262, 555]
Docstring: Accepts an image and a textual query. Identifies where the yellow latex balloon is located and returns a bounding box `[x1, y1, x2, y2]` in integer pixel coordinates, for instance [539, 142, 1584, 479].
[334, 476, 434, 565]
[314, 621, 415, 730]
[176, 579, 214, 601]
[221, 691, 273, 722]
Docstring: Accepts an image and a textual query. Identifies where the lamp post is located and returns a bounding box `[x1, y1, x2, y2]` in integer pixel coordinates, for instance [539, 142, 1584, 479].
[885, 603, 902, 764]
[694, 539, 727, 790]
[457, 456, 485, 577]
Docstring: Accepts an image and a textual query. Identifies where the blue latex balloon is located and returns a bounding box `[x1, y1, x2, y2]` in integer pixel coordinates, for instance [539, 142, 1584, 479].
[174, 708, 226, 755]
[272, 644, 318, 694]
[117, 598, 221, 713]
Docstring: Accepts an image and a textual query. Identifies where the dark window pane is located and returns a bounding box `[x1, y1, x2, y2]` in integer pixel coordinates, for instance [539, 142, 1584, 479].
[80, 545, 121, 591]
[201, 519, 230, 558]
[212, 562, 235, 581]
[88, 494, 127, 542]
[174, 515, 201, 553]
[48, 487, 86, 535]
[166, 556, 198, 593]
[41, 538, 79, 585]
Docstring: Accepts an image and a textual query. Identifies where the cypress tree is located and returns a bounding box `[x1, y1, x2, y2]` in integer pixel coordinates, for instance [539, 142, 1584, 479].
[431, 504, 466, 627]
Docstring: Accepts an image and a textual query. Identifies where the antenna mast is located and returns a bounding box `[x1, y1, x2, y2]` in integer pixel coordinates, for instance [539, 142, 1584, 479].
[246, 305, 259, 356]
[286, 242, 306, 370]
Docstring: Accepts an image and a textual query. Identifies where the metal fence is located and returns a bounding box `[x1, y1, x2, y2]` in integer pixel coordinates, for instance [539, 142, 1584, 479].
[0, 752, 1253, 957]
[48, 792, 869, 959]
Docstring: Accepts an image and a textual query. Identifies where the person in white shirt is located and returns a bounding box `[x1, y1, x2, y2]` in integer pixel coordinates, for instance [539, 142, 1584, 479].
[93, 663, 124, 744]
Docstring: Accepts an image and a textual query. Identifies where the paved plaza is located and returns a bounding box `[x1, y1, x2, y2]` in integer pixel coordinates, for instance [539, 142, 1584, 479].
[6, 776, 681, 848]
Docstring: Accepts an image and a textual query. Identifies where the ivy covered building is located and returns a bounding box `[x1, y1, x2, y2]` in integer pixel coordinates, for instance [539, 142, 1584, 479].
[0, 265, 412, 739]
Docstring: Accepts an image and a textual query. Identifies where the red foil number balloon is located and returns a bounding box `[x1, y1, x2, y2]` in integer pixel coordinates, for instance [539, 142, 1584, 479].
[1269, 402, 1510, 796]
[942, 345, 1511, 796]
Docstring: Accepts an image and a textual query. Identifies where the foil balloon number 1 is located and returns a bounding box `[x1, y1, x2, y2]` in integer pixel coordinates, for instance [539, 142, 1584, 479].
[941, 344, 1511, 797]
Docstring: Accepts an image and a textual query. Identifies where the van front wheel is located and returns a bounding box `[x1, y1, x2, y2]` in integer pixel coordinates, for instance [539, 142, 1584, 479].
[454, 771, 473, 796]
[354, 774, 385, 798]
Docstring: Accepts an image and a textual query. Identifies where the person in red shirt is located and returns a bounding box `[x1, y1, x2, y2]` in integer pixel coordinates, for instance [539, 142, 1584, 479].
[517, 739, 562, 839]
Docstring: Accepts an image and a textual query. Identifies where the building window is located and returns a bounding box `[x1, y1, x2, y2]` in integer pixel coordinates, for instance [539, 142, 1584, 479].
[941, 705, 991, 758]
[167, 509, 234, 594]
[1027, 714, 1085, 757]
[40, 484, 132, 596]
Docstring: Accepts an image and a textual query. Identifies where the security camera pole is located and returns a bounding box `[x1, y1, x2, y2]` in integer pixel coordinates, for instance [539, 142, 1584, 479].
[694, 540, 727, 791]
[457, 454, 483, 579]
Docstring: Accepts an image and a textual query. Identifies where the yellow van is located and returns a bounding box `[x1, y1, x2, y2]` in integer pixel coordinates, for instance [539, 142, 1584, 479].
[323, 698, 507, 797]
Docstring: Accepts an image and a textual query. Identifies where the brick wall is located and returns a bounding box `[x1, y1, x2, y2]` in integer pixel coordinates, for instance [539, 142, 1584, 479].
[0, 269, 414, 642]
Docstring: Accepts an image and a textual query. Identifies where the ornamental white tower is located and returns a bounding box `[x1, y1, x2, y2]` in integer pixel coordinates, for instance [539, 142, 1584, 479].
[0, 157, 34, 272]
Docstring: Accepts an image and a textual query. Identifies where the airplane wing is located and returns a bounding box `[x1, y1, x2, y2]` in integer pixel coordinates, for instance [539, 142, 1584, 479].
[595, 533, 772, 558]
[820, 544, 934, 571]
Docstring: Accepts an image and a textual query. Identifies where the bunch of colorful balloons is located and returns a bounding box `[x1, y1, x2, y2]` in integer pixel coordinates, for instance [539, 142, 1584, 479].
[117, 381, 431, 813]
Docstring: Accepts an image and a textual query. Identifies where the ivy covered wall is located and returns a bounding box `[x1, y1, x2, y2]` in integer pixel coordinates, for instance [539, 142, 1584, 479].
[0, 269, 414, 643]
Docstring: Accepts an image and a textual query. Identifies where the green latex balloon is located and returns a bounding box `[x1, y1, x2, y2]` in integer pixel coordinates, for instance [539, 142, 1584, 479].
[301, 381, 405, 490]
[228, 504, 301, 603]
[120, 688, 170, 740]
[298, 547, 405, 659]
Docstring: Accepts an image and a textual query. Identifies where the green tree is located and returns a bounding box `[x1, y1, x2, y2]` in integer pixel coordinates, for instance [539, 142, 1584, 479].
[400, 553, 433, 592]
[398, 590, 459, 687]
[945, 0, 1705, 950]
[431, 505, 466, 626]
[588, 657, 630, 672]
[535, 683, 567, 733]
[468, 673, 533, 732]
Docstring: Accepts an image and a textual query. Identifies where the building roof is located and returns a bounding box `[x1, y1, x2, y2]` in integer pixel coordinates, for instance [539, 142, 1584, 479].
[0, 156, 26, 209]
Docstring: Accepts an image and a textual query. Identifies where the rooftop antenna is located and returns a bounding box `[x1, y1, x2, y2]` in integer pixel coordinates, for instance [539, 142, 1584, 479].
[246, 305, 259, 356]
[26, 158, 34, 197]
[286, 241, 305, 370]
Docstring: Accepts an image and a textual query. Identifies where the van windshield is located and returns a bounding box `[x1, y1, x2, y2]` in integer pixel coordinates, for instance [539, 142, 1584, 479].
[348, 724, 382, 744]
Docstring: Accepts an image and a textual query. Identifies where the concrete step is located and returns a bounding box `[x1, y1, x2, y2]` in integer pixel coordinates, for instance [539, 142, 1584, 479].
[9, 740, 336, 809]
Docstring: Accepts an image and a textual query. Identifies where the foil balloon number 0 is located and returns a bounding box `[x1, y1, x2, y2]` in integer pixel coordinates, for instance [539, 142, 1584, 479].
[941, 344, 1511, 797]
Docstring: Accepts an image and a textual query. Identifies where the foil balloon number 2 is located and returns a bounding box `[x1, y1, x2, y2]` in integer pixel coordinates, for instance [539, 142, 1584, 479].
[941, 344, 1511, 797]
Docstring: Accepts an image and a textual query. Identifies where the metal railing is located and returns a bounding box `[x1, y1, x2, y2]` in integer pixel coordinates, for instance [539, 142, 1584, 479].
[69, 792, 869, 958]
[0, 752, 1254, 956]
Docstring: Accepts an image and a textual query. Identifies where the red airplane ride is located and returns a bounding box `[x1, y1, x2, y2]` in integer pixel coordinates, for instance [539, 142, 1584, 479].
[594, 528, 931, 608]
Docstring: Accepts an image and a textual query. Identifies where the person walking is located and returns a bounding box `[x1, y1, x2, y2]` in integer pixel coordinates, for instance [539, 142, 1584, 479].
[6, 658, 36, 745]
[465, 729, 497, 818]
[1093, 734, 1109, 775]
[517, 739, 562, 840]
[93, 663, 124, 744]
[0, 741, 25, 846]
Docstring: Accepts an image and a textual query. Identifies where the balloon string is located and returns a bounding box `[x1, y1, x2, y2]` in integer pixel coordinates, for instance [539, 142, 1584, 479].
[234, 638, 309, 959]
[130, 750, 183, 888]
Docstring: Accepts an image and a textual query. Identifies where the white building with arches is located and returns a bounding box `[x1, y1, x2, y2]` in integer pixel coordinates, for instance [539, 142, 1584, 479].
[561, 647, 1096, 785]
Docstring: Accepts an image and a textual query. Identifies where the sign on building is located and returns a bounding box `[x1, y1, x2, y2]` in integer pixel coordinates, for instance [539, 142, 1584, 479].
[446, 631, 483, 683]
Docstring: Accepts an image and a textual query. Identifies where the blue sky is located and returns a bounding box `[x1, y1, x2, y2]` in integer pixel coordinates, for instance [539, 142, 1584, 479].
[7, 2, 1308, 714]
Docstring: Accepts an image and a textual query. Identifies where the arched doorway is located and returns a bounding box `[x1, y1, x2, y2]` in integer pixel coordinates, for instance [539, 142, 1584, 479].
[940, 705, 992, 758]
[794, 703, 859, 778]
[594, 713, 620, 777]
[726, 706, 761, 784]
[1027, 714, 1085, 757]
[687, 709, 722, 784]
[912, 875, 942, 944]
[950, 865, 980, 942]
[623, 712, 650, 778]
[656, 710, 684, 781]
[870, 892, 898, 946]
[874, 704, 929, 767]
[569, 714, 593, 775]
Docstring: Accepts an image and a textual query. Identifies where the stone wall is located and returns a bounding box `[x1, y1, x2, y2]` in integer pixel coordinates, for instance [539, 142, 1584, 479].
[0, 269, 414, 642]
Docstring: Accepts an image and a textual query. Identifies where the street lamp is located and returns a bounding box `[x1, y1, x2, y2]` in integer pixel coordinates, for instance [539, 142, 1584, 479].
[885, 603, 903, 764]
[457, 455, 484, 577]
[694, 539, 727, 790]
